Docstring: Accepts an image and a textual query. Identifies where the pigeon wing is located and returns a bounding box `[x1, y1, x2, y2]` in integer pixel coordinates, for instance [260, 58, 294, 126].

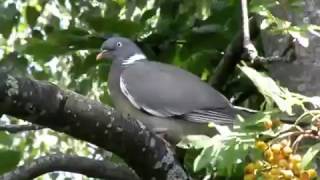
[120, 61, 235, 124]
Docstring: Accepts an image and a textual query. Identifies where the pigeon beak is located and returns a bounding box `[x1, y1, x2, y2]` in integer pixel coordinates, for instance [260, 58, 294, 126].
[96, 50, 109, 60]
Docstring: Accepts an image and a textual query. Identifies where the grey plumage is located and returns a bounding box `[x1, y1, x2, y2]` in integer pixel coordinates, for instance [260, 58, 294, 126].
[120, 61, 236, 124]
[97, 37, 238, 144]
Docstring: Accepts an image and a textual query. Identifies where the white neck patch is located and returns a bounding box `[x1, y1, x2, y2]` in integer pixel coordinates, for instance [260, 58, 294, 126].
[122, 54, 146, 65]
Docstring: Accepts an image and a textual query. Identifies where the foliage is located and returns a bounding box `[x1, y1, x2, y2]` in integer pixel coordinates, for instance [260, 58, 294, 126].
[178, 67, 320, 178]
[0, 0, 320, 179]
[0, 132, 21, 174]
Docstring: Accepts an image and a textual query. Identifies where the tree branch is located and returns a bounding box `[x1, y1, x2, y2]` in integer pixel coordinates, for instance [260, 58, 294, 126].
[0, 154, 138, 180]
[241, 0, 258, 61]
[0, 124, 43, 133]
[241, 0, 251, 47]
[0, 73, 188, 180]
[209, 18, 260, 89]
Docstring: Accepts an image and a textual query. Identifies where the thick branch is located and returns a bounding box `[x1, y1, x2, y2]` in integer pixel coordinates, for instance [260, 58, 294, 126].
[0, 124, 43, 133]
[0, 73, 188, 180]
[1, 154, 138, 180]
[209, 18, 260, 89]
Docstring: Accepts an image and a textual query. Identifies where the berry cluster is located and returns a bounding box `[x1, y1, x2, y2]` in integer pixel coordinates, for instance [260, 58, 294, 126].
[244, 140, 317, 180]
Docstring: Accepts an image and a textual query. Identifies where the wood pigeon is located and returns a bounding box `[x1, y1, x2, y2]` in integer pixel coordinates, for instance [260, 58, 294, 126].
[96, 37, 239, 144]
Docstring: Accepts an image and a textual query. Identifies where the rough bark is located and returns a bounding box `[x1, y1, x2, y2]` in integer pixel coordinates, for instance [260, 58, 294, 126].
[209, 18, 260, 89]
[0, 72, 188, 180]
[0, 124, 43, 133]
[1, 154, 138, 180]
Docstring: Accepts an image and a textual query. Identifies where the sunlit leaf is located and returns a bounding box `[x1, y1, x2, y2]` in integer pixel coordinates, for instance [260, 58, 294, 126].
[0, 149, 21, 174]
[0, 132, 12, 147]
[301, 142, 320, 169]
[177, 135, 212, 149]
[193, 135, 223, 172]
[26, 6, 40, 27]
[216, 139, 252, 177]
[239, 64, 305, 114]
[22, 39, 66, 60]
[289, 30, 309, 47]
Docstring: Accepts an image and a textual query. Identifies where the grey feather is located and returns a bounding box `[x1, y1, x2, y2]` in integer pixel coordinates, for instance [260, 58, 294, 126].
[181, 110, 234, 125]
[120, 60, 236, 124]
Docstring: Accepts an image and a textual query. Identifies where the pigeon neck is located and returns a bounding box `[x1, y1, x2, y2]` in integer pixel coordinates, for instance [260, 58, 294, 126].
[121, 53, 146, 66]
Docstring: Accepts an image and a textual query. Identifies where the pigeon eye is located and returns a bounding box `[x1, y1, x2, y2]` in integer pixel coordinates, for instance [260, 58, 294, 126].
[116, 42, 122, 47]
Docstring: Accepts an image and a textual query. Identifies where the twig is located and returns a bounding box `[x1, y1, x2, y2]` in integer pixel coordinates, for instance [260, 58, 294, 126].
[241, 0, 258, 61]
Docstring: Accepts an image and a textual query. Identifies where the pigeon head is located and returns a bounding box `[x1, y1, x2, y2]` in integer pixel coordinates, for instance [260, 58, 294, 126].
[96, 37, 146, 65]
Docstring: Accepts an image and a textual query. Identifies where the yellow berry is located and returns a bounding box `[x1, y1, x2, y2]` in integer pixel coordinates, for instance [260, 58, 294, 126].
[283, 146, 293, 156]
[245, 163, 256, 174]
[280, 139, 289, 147]
[254, 161, 263, 169]
[290, 154, 302, 163]
[244, 174, 256, 180]
[307, 169, 317, 178]
[300, 171, 310, 180]
[290, 162, 301, 176]
[262, 173, 273, 180]
[256, 141, 268, 151]
[270, 168, 281, 175]
[281, 169, 294, 179]
[272, 119, 282, 127]
[271, 143, 282, 153]
[264, 120, 273, 129]
[264, 149, 274, 162]
[279, 159, 289, 168]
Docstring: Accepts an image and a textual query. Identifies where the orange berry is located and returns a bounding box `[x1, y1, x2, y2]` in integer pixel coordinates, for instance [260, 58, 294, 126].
[245, 163, 256, 174]
[300, 170, 309, 180]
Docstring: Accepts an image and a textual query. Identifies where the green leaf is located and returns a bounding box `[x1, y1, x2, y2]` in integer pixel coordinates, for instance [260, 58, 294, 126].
[177, 135, 212, 149]
[239, 64, 305, 114]
[0, 16, 13, 38]
[0, 132, 12, 147]
[193, 135, 223, 172]
[26, 6, 40, 27]
[22, 38, 66, 60]
[77, 78, 92, 95]
[83, 16, 142, 37]
[0, 3, 20, 38]
[0, 149, 21, 174]
[216, 139, 252, 177]
[301, 142, 320, 169]
[238, 111, 272, 131]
